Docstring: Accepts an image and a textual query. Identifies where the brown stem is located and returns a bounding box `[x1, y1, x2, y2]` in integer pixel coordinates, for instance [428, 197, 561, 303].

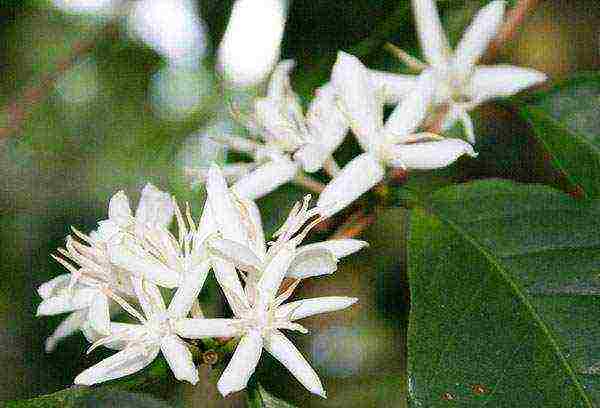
[0, 10, 125, 140]
[483, 0, 541, 63]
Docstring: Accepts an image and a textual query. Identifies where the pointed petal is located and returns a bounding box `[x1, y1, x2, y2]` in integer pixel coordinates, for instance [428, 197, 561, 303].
[238, 198, 267, 259]
[276, 296, 358, 321]
[217, 331, 263, 397]
[331, 52, 382, 151]
[131, 278, 166, 319]
[44, 310, 87, 352]
[195, 200, 218, 245]
[206, 164, 249, 242]
[469, 64, 547, 104]
[297, 239, 368, 259]
[109, 243, 179, 288]
[167, 260, 211, 318]
[83, 322, 147, 350]
[317, 153, 385, 217]
[412, 0, 451, 68]
[160, 335, 199, 384]
[209, 238, 262, 275]
[135, 183, 174, 229]
[452, 0, 506, 73]
[174, 318, 239, 338]
[36, 289, 96, 316]
[287, 247, 337, 279]
[459, 110, 476, 144]
[369, 71, 418, 104]
[88, 293, 111, 336]
[37, 274, 71, 299]
[108, 191, 133, 227]
[384, 70, 435, 141]
[212, 259, 249, 315]
[74, 345, 159, 385]
[264, 330, 325, 397]
[258, 244, 295, 301]
[388, 138, 477, 170]
[231, 159, 299, 201]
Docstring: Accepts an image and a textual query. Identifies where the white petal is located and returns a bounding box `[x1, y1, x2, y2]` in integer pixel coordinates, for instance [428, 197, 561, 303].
[174, 318, 239, 338]
[388, 138, 477, 170]
[297, 239, 368, 259]
[90, 220, 122, 244]
[160, 335, 199, 384]
[264, 330, 325, 397]
[317, 153, 385, 217]
[217, 330, 263, 397]
[258, 244, 295, 301]
[88, 293, 111, 336]
[469, 64, 547, 104]
[74, 344, 159, 385]
[108, 190, 133, 227]
[209, 238, 263, 275]
[412, 0, 451, 68]
[384, 70, 435, 141]
[206, 164, 248, 242]
[135, 183, 174, 229]
[212, 259, 249, 315]
[37, 274, 70, 299]
[83, 322, 147, 350]
[231, 159, 299, 201]
[44, 310, 87, 352]
[287, 248, 337, 279]
[109, 243, 179, 288]
[36, 289, 96, 316]
[167, 260, 211, 318]
[459, 110, 476, 144]
[131, 278, 166, 319]
[276, 296, 358, 321]
[452, 0, 506, 73]
[369, 71, 418, 104]
[331, 52, 382, 151]
[238, 198, 266, 259]
[294, 143, 333, 174]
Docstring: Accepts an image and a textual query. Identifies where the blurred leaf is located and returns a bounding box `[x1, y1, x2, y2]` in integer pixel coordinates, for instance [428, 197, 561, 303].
[519, 72, 600, 198]
[407, 179, 600, 406]
[247, 382, 297, 408]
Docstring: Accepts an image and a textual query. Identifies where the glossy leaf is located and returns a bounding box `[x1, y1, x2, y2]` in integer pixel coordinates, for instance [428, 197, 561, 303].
[519, 73, 600, 198]
[408, 179, 600, 407]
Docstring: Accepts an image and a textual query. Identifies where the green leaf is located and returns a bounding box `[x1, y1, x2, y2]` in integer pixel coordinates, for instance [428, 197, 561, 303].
[519, 72, 600, 198]
[246, 381, 297, 408]
[407, 179, 600, 407]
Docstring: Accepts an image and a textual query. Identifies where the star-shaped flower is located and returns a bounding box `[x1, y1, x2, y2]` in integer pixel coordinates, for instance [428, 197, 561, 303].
[37, 232, 135, 351]
[316, 52, 476, 216]
[75, 278, 203, 385]
[385, 0, 547, 142]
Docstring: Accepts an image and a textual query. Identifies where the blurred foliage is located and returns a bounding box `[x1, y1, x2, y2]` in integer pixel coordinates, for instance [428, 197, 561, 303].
[0, 0, 599, 406]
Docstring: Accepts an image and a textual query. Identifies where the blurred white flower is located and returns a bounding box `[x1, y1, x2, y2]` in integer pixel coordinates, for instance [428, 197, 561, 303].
[218, 0, 287, 87]
[51, 0, 119, 17]
[385, 0, 547, 142]
[317, 52, 476, 217]
[75, 278, 201, 385]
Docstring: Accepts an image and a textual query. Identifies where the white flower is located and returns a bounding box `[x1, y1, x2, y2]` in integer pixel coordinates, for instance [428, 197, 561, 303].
[207, 60, 350, 200]
[208, 193, 367, 305]
[317, 52, 476, 216]
[37, 232, 135, 351]
[385, 0, 547, 143]
[176, 247, 358, 397]
[75, 278, 202, 385]
[91, 183, 174, 244]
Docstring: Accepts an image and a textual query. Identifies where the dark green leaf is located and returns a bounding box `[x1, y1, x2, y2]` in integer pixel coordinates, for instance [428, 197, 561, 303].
[519, 72, 600, 198]
[407, 179, 600, 407]
[246, 382, 297, 408]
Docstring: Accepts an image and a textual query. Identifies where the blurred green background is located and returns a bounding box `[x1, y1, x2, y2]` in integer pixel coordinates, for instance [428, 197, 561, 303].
[0, 0, 598, 406]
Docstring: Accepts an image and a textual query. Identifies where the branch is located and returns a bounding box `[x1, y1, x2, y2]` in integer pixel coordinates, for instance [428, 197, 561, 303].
[0, 10, 126, 140]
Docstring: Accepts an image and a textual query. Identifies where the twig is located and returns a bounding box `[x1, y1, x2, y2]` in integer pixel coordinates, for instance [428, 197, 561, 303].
[483, 0, 541, 62]
[331, 208, 376, 239]
[0, 10, 126, 140]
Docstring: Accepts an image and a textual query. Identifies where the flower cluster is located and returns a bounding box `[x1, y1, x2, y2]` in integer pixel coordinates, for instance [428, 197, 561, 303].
[187, 0, 546, 216]
[37, 166, 365, 397]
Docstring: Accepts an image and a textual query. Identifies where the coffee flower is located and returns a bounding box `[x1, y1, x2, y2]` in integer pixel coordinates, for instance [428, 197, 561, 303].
[384, 0, 547, 143]
[317, 52, 476, 216]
